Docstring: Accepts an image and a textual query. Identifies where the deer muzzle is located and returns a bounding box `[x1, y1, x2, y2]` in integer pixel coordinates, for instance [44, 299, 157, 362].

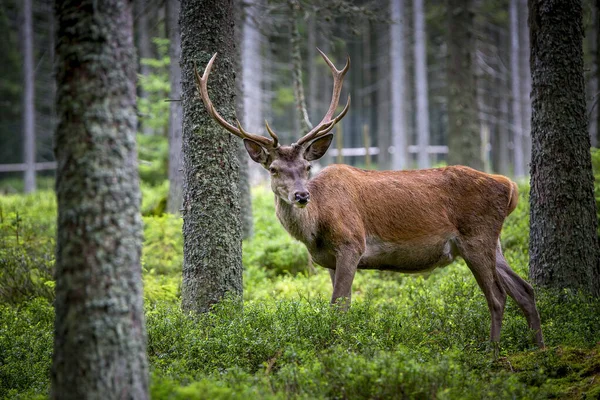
[293, 191, 310, 207]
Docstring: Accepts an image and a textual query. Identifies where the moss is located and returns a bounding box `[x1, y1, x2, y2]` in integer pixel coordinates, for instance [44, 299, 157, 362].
[504, 346, 600, 399]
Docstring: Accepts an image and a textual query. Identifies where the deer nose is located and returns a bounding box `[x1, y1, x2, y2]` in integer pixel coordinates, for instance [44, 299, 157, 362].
[294, 191, 310, 205]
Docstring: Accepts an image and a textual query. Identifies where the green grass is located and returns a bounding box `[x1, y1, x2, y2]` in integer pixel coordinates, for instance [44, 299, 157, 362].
[1, 184, 599, 399]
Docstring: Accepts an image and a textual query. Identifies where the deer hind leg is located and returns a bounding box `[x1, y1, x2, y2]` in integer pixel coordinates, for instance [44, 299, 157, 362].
[329, 268, 336, 289]
[459, 239, 507, 350]
[495, 241, 545, 348]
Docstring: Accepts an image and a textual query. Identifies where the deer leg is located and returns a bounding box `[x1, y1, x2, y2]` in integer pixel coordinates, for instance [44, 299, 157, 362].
[328, 269, 336, 289]
[495, 242, 545, 348]
[460, 240, 507, 354]
[331, 248, 360, 311]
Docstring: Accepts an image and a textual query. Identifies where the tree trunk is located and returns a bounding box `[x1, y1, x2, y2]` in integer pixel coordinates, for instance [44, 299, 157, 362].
[235, 0, 253, 240]
[588, 2, 597, 148]
[446, 0, 482, 170]
[519, 0, 532, 169]
[242, 0, 266, 185]
[308, 17, 317, 124]
[595, 0, 600, 147]
[52, 1, 149, 398]
[180, 0, 243, 313]
[134, 0, 153, 135]
[510, 0, 525, 178]
[529, 0, 600, 296]
[22, 0, 35, 193]
[496, 69, 511, 176]
[288, 0, 312, 135]
[377, 23, 392, 170]
[413, 0, 430, 169]
[166, 0, 183, 214]
[390, 0, 409, 170]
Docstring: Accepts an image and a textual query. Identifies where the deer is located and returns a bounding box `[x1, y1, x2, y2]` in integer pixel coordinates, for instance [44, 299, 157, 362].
[194, 50, 544, 352]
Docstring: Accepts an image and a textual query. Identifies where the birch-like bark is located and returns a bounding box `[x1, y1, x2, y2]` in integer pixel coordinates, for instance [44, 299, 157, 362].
[289, 0, 312, 135]
[22, 0, 35, 193]
[510, 0, 525, 177]
[390, 0, 409, 170]
[413, 0, 430, 169]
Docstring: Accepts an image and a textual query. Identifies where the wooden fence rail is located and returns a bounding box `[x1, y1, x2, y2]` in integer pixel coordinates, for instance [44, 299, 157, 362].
[0, 162, 57, 173]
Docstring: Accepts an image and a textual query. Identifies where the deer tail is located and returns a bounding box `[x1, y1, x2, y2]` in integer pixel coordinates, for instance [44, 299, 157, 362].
[506, 180, 519, 216]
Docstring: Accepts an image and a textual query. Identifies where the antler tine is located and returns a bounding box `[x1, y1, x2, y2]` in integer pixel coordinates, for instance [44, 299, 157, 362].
[193, 53, 276, 149]
[296, 49, 351, 147]
[265, 120, 280, 148]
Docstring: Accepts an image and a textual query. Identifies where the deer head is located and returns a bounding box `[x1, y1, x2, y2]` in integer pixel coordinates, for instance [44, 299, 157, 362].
[194, 50, 350, 208]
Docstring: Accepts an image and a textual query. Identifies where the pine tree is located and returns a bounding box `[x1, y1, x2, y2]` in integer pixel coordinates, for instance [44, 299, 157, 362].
[528, 0, 600, 296]
[52, 0, 149, 397]
[446, 0, 482, 170]
[180, 0, 243, 313]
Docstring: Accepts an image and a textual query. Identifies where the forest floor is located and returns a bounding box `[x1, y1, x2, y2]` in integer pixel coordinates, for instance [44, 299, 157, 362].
[1, 183, 600, 399]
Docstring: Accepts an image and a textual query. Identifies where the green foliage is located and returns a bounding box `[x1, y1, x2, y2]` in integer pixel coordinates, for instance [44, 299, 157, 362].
[243, 186, 309, 276]
[142, 213, 183, 276]
[137, 134, 169, 187]
[0, 298, 53, 399]
[590, 148, 600, 236]
[0, 176, 55, 195]
[0, 192, 56, 304]
[2, 182, 600, 399]
[138, 37, 171, 134]
[500, 183, 531, 256]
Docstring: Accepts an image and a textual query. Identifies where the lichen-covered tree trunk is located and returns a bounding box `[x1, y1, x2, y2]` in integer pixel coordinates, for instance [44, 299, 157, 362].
[180, 0, 243, 313]
[446, 0, 482, 170]
[529, 0, 600, 297]
[52, 1, 149, 398]
[166, 0, 184, 214]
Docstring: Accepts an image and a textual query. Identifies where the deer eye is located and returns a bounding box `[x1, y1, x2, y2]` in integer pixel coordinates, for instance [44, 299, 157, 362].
[269, 167, 278, 175]
[306, 165, 312, 172]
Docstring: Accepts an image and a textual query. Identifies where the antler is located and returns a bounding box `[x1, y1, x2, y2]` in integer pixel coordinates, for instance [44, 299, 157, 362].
[295, 49, 351, 147]
[194, 53, 279, 149]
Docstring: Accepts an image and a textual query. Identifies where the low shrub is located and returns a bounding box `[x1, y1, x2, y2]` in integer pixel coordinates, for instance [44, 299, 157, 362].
[243, 186, 310, 276]
[0, 192, 56, 304]
[137, 134, 168, 186]
[2, 173, 600, 399]
[0, 298, 53, 399]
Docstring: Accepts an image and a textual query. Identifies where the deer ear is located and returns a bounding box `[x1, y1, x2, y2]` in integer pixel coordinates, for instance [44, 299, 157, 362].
[243, 138, 269, 165]
[304, 134, 334, 161]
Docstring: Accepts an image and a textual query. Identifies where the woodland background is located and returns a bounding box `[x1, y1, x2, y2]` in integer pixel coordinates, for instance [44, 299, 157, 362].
[1, 0, 600, 399]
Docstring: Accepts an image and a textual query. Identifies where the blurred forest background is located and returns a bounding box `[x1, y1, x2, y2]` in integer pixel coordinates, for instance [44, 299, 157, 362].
[2, 1, 600, 398]
[3, 0, 600, 191]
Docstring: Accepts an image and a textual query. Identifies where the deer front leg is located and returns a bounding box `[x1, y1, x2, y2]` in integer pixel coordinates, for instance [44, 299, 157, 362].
[331, 248, 361, 311]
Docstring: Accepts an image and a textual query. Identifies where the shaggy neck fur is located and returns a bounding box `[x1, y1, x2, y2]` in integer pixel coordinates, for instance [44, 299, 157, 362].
[274, 195, 318, 245]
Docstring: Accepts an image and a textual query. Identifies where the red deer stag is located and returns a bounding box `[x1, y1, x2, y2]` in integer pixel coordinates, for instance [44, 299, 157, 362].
[194, 50, 544, 350]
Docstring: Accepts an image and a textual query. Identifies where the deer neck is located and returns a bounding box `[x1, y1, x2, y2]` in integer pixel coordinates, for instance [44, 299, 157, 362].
[274, 196, 318, 245]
